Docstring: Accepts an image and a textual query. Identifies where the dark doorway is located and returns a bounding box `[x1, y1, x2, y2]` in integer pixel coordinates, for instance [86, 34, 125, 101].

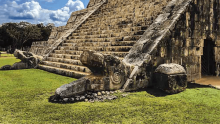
[201, 39, 216, 76]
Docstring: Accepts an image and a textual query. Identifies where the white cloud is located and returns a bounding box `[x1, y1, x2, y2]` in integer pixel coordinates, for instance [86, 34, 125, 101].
[5, 1, 41, 19]
[0, 0, 85, 26]
[44, 0, 54, 2]
[66, 0, 84, 12]
[49, 0, 84, 22]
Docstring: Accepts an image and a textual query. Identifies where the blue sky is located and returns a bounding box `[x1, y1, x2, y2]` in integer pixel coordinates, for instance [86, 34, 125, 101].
[0, 0, 90, 26]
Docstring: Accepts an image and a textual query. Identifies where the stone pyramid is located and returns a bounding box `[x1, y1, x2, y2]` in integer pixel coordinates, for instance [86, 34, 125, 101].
[29, 0, 220, 82]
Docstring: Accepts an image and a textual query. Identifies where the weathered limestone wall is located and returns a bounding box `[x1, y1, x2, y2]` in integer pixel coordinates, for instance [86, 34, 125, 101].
[66, 9, 91, 29]
[174, 0, 220, 81]
[122, 0, 220, 85]
[213, 0, 220, 76]
[29, 41, 50, 55]
[153, 0, 220, 81]
[30, 26, 66, 55]
[48, 26, 66, 41]
[87, 0, 105, 8]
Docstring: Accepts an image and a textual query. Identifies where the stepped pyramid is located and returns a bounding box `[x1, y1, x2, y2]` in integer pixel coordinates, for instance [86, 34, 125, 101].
[30, 0, 220, 82]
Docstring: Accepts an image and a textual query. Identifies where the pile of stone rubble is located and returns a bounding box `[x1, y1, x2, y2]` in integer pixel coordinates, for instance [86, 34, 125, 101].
[50, 90, 129, 103]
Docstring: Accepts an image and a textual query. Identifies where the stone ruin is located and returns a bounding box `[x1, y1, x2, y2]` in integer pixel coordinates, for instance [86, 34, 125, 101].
[0, 50, 42, 70]
[3, 0, 220, 101]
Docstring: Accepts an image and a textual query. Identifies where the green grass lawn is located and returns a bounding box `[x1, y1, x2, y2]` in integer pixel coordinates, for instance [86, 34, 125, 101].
[0, 57, 220, 123]
[0, 52, 14, 57]
[0, 57, 21, 67]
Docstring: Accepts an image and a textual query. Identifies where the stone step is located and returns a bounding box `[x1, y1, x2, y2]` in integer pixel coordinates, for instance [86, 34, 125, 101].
[111, 41, 136, 46]
[72, 27, 146, 36]
[54, 50, 83, 55]
[68, 33, 144, 43]
[73, 29, 114, 34]
[71, 33, 111, 38]
[68, 36, 124, 42]
[123, 35, 142, 41]
[73, 25, 147, 33]
[60, 41, 136, 49]
[102, 52, 129, 57]
[46, 52, 125, 65]
[59, 42, 111, 49]
[46, 57, 83, 66]
[41, 61, 91, 73]
[56, 46, 132, 52]
[66, 37, 134, 44]
[49, 53, 80, 60]
[38, 64, 90, 79]
[62, 43, 76, 47]
[52, 50, 129, 58]
[134, 30, 145, 35]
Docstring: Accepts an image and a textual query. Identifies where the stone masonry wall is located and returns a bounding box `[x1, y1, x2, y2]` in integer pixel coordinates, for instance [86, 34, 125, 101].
[30, 26, 66, 55]
[87, 0, 105, 8]
[152, 0, 220, 81]
[29, 41, 52, 56]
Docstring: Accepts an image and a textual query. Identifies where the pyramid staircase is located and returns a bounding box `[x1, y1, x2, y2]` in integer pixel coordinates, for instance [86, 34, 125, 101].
[38, 0, 172, 78]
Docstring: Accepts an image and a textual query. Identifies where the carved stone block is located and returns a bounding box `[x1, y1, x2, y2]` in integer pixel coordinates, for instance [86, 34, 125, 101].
[154, 63, 187, 94]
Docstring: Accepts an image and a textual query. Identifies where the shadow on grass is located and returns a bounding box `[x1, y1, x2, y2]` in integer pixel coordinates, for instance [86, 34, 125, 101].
[145, 87, 170, 97]
[145, 82, 214, 97]
[187, 82, 211, 89]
